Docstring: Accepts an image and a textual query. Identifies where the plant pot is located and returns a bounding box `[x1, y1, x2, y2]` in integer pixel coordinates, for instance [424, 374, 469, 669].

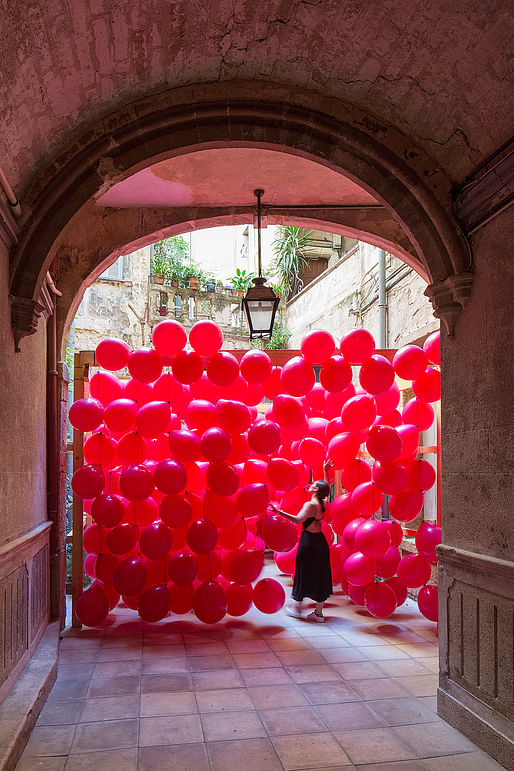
[153, 273, 164, 284]
[205, 282, 215, 292]
[188, 277, 199, 290]
[159, 306, 168, 316]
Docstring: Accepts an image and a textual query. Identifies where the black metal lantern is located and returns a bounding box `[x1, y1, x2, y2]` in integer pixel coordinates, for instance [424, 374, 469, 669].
[242, 190, 280, 339]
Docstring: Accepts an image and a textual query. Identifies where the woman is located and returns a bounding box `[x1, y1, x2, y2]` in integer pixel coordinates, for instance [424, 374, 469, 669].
[269, 471, 332, 622]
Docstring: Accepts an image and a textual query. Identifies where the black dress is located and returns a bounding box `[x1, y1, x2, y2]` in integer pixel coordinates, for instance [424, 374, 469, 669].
[292, 516, 333, 603]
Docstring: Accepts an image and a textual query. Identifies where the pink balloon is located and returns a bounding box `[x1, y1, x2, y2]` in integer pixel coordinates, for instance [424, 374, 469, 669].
[128, 348, 162, 384]
[84, 433, 116, 467]
[189, 320, 223, 356]
[342, 516, 366, 548]
[135, 401, 171, 438]
[340, 459, 372, 491]
[372, 460, 408, 495]
[253, 578, 286, 613]
[222, 549, 264, 584]
[200, 426, 232, 462]
[376, 545, 401, 578]
[242, 459, 268, 485]
[69, 398, 104, 432]
[415, 521, 442, 562]
[237, 484, 269, 516]
[116, 432, 150, 465]
[226, 582, 253, 616]
[106, 523, 138, 555]
[128, 496, 159, 526]
[396, 424, 420, 460]
[154, 459, 187, 494]
[359, 354, 395, 395]
[386, 576, 408, 607]
[406, 458, 436, 492]
[397, 553, 432, 588]
[138, 585, 170, 623]
[76, 584, 110, 627]
[389, 490, 424, 522]
[152, 320, 187, 357]
[227, 433, 250, 465]
[172, 350, 204, 384]
[329, 493, 358, 534]
[354, 519, 391, 557]
[423, 331, 440, 365]
[169, 429, 201, 463]
[299, 437, 326, 468]
[340, 329, 375, 364]
[90, 372, 123, 405]
[272, 394, 305, 431]
[267, 457, 300, 492]
[305, 383, 326, 413]
[351, 482, 383, 517]
[193, 580, 227, 623]
[342, 394, 377, 432]
[319, 355, 352, 393]
[206, 461, 239, 496]
[186, 399, 217, 431]
[83, 523, 106, 554]
[123, 378, 154, 406]
[202, 491, 237, 528]
[374, 382, 401, 415]
[113, 557, 147, 596]
[366, 425, 402, 461]
[119, 463, 154, 501]
[307, 417, 329, 443]
[94, 553, 120, 584]
[218, 517, 247, 550]
[364, 581, 397, 618]
[417, 584, 438, 621]
[347, 581, 371, 605]
[261, 515, 298, 552]
[168, 552, 198, 584]
[274, 545, 298, 575]
[301, 330, 336, 365]
[384, 519, 404, 546]
[95, 338, 131, 371]
[206, 352, 240, 386]
[91, 493, 125, 527]
[402, 398, 435, 431]
[168, 583, 194, 614]
[240, 349, 273, 384]
[72, 464, 105, 499]
[327, 432, 360, 469]
[413, 367, 441, 403]
[343, 551, 377, 586]
[247, 420, 281, 455]
[216, 399, 252, 434]
[139, 521, 173, 560]
[392, 345, 428, 380]
[104, 398, 138, 432]
[280, 356, 316, 397]
[374, 409, 403, 428]
[187, 518, 218, 554]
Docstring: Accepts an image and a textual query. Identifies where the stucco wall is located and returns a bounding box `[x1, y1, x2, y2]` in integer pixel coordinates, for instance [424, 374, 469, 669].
[0, 245, 47, 546]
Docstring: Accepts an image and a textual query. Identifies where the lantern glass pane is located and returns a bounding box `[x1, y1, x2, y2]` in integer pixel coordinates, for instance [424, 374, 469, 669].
[247, 299, 274, 332]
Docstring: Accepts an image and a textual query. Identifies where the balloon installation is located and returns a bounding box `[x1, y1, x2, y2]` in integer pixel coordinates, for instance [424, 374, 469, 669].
[70, 321, 440, 626]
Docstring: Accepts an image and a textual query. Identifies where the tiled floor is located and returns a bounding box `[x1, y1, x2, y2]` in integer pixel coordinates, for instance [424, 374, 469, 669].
[16, 565, 505, 770]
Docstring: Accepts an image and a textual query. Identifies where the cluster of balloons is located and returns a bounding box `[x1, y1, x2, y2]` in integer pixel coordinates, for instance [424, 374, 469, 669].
[71, 320, 441, 627]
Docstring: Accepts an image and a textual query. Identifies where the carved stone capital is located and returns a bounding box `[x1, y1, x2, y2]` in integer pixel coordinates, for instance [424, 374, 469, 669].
[9, 296, 46, 352]
[424, 272, 474, 337]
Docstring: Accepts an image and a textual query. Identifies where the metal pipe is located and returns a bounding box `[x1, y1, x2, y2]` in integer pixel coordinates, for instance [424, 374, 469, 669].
[378, 249, 387, 349]
[254, 189, 264, 277]
[0, 167, 22, 217]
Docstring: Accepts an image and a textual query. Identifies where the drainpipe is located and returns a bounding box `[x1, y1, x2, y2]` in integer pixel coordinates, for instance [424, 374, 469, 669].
[0, 167, 22, 217]
[378, 249, 387, 349]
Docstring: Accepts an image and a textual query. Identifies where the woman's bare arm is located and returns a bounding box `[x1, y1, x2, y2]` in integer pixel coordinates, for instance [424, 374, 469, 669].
[268, 500, 317, 523]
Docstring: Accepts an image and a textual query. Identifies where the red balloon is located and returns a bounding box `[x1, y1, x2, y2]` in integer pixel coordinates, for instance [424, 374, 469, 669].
[168, 582, 194, 614]
[190, 374, 219, 402]
[187, 518, 218, 554]
[329, 493, 358, 534]
[274, 545, 298, 575]
[76, 584, 110, 627]
[237, 484, 269, 516]
[127, 496, 159, 526]
[360, 354, 395, 395]
[113, 557, 148, 596]
[90, 372, 123, 405]
[119, 463, 154, 501]
[123, 379, 154, 407]
[374, 410, 403, 428]
[321, 520, 334, 546]
[305, 383, 326, 413]
[280, 356, 315, 397]
[396, 424, 420, 461]
[153, 372, 187, 406]
[340, 329, 375, 364]
[267, 457, 300, 492]
[261, 515, 298, 552]
[342, 516, 366, 548]
[343, 551, 377, 586]
[307, 417, 329, 443]
[415, 521, 442, 562]
[106, 523, 139, 555]
[384, 519, 404, 546]
[152, 320, 187, 357]
[218, 517, 247, 550]
[374, 382, 401, 415]
[366, 425, 402, 461]
[418, 584, 438, 622]
[169, 430, 201, 463]
[301, 330, 336, 365]
[364, 581, 397, 618]
[351, 482, 383, 517]
[154, 459, 187, 495]
[340, 459, 372, 492]
[240, 350, 273, 384]
[227, 433, 250, 465]
[347, 582, 371, 605]
[272, 394, 305, 431]
[200, 427, 232, 462]
[226, 582, 253, 616]
[128, 348, 162, 384]
[207, 351, 240, 386]
[216, 399, 252, 434]
[84, 433, 116, 467]
[96, 581, 120, 611]
[189, 320, 223, 356]
[220, 374, 248, 402]
[262, 366, 283, 400]
[104, 398, 138, 432]
[423, 331, 440, 365]
[402, 398, 435, 431]
[135, 401, 171, 438]
[193, 580, 227, 624]
[280, 488, 308, 516]
[196, 550, 223, 580]
[393, 345, 428, 380]
[376, 545, 401, 578]
[247, 421, 281, 455]
[69, 398, 104, 432]
[95, 338, 131, 371]
[253, 578, 286, 613]
[172, 350, 204, 384]
[372, 461, 408, 495]
[389, 490, 424, 523]
[91, 493, 125, 527]
[72, 464, 105, 499]
[327, 432, 360, 469]
[397, 553, 432, 588]
[159, 493, 193, 528]
[139, 521, 173, 560]
[187, 399, 217, 431]
[354, 520, 391, 557]
[116, 432, 150, 465]
[342, 394, 377, 432]
[413, 367, 441, 403]
[84, 554, 97, 579]
[138, 585, 170, 622]
[386, 576, 408, 607]
[299, 437, 326, 469]
[222, 549, 264, 584]
[84, 523, 106, 554]
[94, 553, 120, 585]
[203, 491, 238, 527]
[406, 459, 436, 492]
[319, 354, 352, 393]
[206, 461, 239, 496]
[168, 552, 198, 584]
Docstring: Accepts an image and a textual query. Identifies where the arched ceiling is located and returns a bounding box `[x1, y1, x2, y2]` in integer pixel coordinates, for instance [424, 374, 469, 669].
[1, 0, 512, 195]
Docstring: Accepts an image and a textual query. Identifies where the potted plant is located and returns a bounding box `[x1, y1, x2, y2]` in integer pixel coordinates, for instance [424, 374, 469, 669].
[271, 226, 312, 299]
[152, 235, 190, 286]
[150, 251, 167, 284]
[227, 268, 255, 296]
[202, 272, 216, 292]
[215, 280, 223, 293]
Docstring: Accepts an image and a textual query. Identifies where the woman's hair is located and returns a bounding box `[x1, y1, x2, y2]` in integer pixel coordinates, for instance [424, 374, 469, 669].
[313, 480, 330, 512]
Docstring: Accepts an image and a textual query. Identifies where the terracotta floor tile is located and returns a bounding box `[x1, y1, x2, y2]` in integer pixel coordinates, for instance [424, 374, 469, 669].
[92, 659, 142, 678]
[70, 718, 138, 753]
[392, 674, 438, 697]
[192, 669, 245, 690]
[335, 726, 416, 764]
[141, 643, 186, 658]
[272, 732, 352, 769]
[375, 658, 433, 677]
[37, 699, 84, 725]
[64, 747, 138, 770]
[96, 647, 142, 662]
[240, 667, 294, 686]
[396, 642, 439, 657]
[141, 672, 193, 693]
[195, 687, 254, 712]
[258, 705, 326, 736]
[232, 651, 282, 669]
[224, 638, 270, 653]
[356, 761, 428, 770]
[59, 639, 102, 651]
[86, 675, 140, 698]
[79, 694, 140, 722]
[56, 664, 94, 681]
[140, 690, 197, 717]
[248, 683, 308, 709]
[298, 680, 361, 705]
[200, 709, 267, 741]
[57, 651, 98, 665]
[22, 725, 76, 757]
[332, 661, 385, 680]
[367, 696, 439, 726]
[184, 642, 228, 656]
[302, 635, 353, 650]
[286, 664, 342, 683]
[275, 649, 326, 666]
[142, 656, 190, 674]
[416, 656, 439, 674]
[319, 647, 370, 663]
[207, 737, 283, 771]
[189, 654, 235, 671]
[357, 644, 410, 660]
[315, 701, 385, 731]
[15, 756, 66, 770]
[139, 713, 203, 746]
[422, 750, 506, 769]
[47, 679, 90, 701]
[349, 676, 410, 700]
[393, 721, 479, 757]
[138, 742, 210, 770]
[267, 637, 312, 651]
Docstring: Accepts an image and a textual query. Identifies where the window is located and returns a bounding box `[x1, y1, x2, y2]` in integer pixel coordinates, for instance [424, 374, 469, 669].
[100, 256, 124, 281]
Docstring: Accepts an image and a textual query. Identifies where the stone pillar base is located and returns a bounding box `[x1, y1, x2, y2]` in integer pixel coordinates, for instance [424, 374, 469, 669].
[437, 544, 514, 769]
